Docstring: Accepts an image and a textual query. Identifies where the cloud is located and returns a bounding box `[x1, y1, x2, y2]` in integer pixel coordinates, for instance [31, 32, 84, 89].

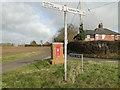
[2, 2, 51, 45]
[2, 1, 119, 45]
[38, 2, 118, 31]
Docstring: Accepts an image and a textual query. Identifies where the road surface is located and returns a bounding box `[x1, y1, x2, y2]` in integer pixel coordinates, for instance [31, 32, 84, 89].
[68, 55, 119, 63]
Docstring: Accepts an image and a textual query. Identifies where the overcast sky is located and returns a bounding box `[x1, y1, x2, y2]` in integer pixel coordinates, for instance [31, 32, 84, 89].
[1, 0, 119, 45]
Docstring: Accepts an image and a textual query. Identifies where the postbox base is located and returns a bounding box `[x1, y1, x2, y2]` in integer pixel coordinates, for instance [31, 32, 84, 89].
[51, 59, 64, 65]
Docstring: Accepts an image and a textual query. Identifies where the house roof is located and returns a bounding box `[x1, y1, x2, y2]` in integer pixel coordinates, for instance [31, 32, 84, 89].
[95, 28, 119, 35]
[44, 41, 51, 45]
[85, 28, 120, 35]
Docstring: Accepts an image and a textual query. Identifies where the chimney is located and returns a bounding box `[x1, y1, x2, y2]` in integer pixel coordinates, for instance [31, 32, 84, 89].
[98, 23, 103, 28]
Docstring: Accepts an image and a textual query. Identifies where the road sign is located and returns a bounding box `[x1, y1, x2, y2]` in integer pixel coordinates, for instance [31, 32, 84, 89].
[67, 7, 85, 15]
[69, 53, 83, 58]
[69, 53, 83, 72]
[42, 1, 85, 15]
[42, 1, 85, 81]
[42, 2, 64, 11]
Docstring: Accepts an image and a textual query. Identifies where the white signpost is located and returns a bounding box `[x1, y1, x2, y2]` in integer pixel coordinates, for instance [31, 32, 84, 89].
[42, 2, 85, 15]
[42, 1, 85, 81]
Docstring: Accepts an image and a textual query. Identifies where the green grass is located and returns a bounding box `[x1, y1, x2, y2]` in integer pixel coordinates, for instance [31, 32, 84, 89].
[2, 59, 119, 88]
[2, 51, 44, 63]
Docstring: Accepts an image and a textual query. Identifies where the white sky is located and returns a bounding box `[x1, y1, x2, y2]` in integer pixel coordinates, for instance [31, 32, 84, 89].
[1, 0, 119, 45]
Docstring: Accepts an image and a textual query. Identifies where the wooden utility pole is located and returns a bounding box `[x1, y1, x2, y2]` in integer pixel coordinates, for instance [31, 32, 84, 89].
[80, 0, 82, 33]
[80, 0, 82, 25]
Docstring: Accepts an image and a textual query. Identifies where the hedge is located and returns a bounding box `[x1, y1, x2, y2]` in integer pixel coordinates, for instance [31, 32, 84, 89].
[68, 40, 120, 55]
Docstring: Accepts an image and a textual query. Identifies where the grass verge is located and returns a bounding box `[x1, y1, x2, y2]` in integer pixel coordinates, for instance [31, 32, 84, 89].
[2, 51, 44, 63]
[2, 59, 119, 88]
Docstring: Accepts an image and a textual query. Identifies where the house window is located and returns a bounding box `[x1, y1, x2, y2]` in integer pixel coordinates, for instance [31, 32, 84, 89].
[87, 35, 90, 39]
[102, 34, 105, 39]
[96, 34, 99, 39]
[111, 35, 114, 39]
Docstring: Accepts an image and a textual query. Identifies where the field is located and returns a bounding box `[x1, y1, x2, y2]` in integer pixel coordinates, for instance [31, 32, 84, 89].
[2, 47, 49, 57]
[2, 59, 119, 88]
[0, 47, 1, 57]
[1, 47, 49, 63]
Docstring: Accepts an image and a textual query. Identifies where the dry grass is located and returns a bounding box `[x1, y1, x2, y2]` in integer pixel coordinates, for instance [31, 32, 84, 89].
[0, 47, 1, 57]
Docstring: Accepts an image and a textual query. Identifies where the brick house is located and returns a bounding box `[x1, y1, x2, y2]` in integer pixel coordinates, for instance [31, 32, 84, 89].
[84, 23, 120, 41]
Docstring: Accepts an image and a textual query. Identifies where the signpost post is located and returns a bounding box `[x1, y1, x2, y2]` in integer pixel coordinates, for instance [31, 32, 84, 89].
[42, 1, 85, 81]
[64, 8, 67, 81]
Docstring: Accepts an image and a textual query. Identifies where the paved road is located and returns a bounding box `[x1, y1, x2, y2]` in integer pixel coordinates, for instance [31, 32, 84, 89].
[68, 55, 119, 63]
[2, 47, 51, 73]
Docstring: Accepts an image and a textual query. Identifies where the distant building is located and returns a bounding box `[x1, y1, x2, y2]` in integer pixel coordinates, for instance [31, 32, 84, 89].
[75, 23, 120, 41]
[44, 41, 51, 45]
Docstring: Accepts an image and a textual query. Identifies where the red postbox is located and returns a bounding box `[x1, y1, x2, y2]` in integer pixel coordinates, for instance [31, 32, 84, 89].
[51, 43, 64, 65]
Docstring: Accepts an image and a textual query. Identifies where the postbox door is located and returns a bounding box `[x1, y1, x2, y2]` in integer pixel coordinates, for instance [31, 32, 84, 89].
[56, 45, 60, 56]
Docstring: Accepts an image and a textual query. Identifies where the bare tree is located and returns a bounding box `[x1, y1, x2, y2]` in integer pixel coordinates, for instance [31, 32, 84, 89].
[54, 24, 78, 42]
